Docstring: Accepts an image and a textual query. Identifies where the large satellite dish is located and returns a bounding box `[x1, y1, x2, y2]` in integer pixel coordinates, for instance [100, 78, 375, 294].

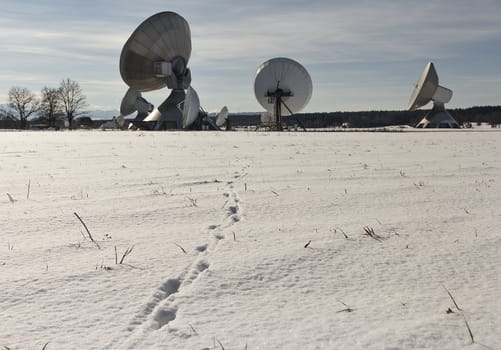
[408, 62, 459, 128]
[120, 12, 191, 92]
[119, 12, 196, 129]
[254, 57, 312, 130]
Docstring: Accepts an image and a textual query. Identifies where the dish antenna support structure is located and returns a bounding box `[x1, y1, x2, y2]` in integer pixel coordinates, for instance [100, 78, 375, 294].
[408, 62, 459, 128]
[254, 58, 312, 131]
[119, 12, 198, 130]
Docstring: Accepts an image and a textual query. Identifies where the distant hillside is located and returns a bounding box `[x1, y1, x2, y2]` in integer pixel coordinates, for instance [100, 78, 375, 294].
[84, 110, 120, 120]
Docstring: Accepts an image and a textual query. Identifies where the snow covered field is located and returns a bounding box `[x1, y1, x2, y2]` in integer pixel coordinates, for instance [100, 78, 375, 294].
[1, 130, 501, 349]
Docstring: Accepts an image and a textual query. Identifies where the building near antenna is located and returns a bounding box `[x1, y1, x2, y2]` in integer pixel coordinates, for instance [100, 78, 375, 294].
[408, 62, 459, 128]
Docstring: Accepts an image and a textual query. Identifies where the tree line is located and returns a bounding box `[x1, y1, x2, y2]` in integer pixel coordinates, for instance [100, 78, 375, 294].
[0, 78, 87, 129]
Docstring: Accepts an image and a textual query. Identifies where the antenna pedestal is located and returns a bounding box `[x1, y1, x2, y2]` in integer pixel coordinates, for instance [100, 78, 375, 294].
[266, 88, 292, 131]
[154, 89, 186, 130]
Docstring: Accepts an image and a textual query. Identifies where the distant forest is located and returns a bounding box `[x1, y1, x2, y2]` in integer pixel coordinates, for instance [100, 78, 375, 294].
[1, 105, 501, 130]
[229, 105, 501, 128]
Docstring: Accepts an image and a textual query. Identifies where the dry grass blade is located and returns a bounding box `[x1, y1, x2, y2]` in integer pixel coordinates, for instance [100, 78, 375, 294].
[463, 316, 475, 344]
[443, 285, 462, 311]
[216, 339, 225, 350]
[74, 212, 101, 249]
[364, 226, 375, 237]
[189, 323, 198, 336]
[174, 243, 187, 254]
[119, 245, 134, 264]
[338, 228, 349, 239]
[27, 180, 31, 200]
[336, 299, 354, 313]
[7, 193, 15, 203]
[41, 342, 49, 350]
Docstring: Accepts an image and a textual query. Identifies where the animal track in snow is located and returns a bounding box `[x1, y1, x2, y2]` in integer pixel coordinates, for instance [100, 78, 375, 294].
[121, 171, 245, 343]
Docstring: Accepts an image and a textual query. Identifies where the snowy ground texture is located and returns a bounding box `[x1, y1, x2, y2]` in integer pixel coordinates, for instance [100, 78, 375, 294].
[1, 130, 501, 350]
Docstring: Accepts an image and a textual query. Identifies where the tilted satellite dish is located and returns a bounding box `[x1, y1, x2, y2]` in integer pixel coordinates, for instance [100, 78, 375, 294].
[215, 106, 229, 127]
[120, 12, 191, 92]
[408, 62, 459, 128]
[120, 12, 195, 129]
[254, 57, 312, 130]
[120, 88, 153, 117]
[182, 86, 200, 128]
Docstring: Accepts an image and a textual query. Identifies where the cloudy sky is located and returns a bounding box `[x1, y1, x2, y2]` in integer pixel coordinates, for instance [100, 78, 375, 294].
[0, 0, 500, 114]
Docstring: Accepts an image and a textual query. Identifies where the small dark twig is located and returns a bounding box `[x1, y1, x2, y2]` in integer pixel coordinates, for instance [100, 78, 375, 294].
[337, 228, 349, 239]
[7, 193, 15, 203]
[443, 285, 462, 311]
[74, 212, 100, 249]
[188, 323, 198, 336]
[271, 190, 279, 197]
[119, 245, 134, 264]
[174, 243, 187, 254]
[304, 240, 312, 248]
[233, 231, 236, 241]
[27, 179, 31, 200]
[41, 342, 49, 350]
[216, 339, 225, 350]
[114, 246, 118, 264]
[336, 299, 354, 313]
[464, 317, 474, 344]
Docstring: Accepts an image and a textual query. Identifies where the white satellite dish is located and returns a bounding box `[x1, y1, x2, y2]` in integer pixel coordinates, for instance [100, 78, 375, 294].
[215, 106, 229, 127]
[408, 62, 459, 128]
[254, 57, 312, 130]
[182, 86, 200, 128]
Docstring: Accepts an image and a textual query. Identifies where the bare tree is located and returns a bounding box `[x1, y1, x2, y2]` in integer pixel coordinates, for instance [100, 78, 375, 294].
[40, 86, 62, 128]
[59, 78, 87, 129]
[7, 87, 40, 129]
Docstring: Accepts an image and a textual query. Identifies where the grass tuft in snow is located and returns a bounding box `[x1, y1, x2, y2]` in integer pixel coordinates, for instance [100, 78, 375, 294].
[363, 226, 383, 241]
